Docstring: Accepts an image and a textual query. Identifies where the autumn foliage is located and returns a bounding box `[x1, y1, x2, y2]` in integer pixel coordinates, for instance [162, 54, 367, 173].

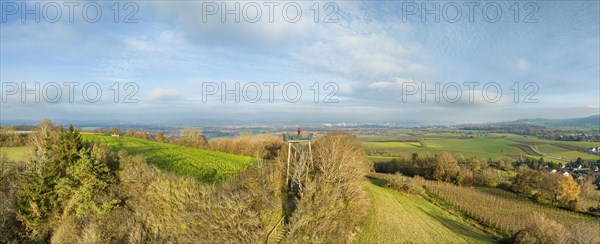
[514, 167, 581, 209]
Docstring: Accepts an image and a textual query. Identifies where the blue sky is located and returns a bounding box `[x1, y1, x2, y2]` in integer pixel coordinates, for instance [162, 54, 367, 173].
[1, 1, 599, 123]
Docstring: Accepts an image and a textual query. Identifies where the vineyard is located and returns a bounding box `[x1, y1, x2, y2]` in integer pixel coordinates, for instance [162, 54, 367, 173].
[425, 181, 600, 236]
[82, 134, 254, 183]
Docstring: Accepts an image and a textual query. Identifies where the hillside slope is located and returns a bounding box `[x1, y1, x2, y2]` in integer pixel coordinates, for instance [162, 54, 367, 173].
[357, 182, 493, 243]
[83, 134, 254, 183]
[509, 114, 600, 128]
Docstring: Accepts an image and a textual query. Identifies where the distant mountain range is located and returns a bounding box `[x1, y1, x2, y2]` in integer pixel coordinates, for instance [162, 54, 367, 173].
[502, 115, 600, 128]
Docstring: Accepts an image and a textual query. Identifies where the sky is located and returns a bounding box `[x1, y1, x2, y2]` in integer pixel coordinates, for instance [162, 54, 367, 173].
[1, 1, 599, 124]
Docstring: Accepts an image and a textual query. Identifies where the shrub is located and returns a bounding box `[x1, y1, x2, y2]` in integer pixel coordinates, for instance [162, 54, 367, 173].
[209, 135, 285, 160]
[0, 127, 29, 147]
[48, 151, 284, 243]
[570, 222, 600, 244]
[286, 132, 371, 243]
[0, 154, 26, 242]
[480, 168, 502, 188]
[433, 152, 460, 182]
[512, 213, 572, 244]
[172, 128, 208, 149]
[554, 175, 580, 208]
[577, 175, 600, 213]
[368, 172, 426, 196]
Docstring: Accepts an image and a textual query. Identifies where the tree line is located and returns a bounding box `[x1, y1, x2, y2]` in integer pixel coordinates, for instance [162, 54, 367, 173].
[374, 152, 598, 212]
[460, 124, 600, 141]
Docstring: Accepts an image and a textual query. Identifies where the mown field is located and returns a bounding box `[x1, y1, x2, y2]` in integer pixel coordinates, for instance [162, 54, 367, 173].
[357, 182, 494, 243]
[426, 181, 600, 236]
[508, 138, 599, 161]
[360, 132, 599, 162]
[83, 134, 254, 183]
[362, 136, 527, 161]
[0, 147, 28, 162]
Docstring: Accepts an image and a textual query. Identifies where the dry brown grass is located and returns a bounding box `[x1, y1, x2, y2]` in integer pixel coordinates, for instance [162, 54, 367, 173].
[50, 152, 284, 243]
[210, 134, 285, 160]
[513, 213, 570, 243]
[286, 132, 371, 243]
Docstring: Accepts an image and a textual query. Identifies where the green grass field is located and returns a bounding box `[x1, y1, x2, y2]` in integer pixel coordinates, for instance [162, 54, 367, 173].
[361, 141, 421, 148]
[0, 147, 29, 162]
[83, 134, 254, 183]
[361, 132, 599, 162]
[357, 182, 493, 243]
[364, 137, 524, 161]
[510, 138, 599, 161]
[538, 144, 599, 161]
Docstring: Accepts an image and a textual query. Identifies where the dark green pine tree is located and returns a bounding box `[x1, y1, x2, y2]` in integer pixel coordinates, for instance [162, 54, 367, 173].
[16, 132, 60, 241]
[56, 145, 118, 217]
[54, 125, 84, 176]
[16, 124, 86, 241]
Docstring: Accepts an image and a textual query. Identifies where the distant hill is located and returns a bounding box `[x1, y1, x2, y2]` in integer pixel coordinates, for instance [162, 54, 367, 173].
[505, 115, 599, 128]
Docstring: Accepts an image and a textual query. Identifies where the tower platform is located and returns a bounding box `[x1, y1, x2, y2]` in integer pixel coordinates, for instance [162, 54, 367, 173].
[282, 133, 313, 142]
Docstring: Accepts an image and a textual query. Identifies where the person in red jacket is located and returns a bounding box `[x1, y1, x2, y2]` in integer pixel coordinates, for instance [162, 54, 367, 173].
[297, 128, 301, 135]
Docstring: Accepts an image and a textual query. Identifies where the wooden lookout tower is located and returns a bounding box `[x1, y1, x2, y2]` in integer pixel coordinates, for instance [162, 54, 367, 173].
[265, 132, 314, 243]
[282, 132, 314, 195]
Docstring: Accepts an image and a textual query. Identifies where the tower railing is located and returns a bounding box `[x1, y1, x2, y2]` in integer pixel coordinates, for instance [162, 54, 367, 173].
[283, 133, 313, 142]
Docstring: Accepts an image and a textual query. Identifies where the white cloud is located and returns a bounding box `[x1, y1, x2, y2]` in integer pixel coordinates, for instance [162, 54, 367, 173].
[151, 1, 316, 50]
[292, 9, 430, 88]
[367, 81, 395, 90]
[147, 88, 182, 101]
[367, 78, 416, 91]
[517, 59, 529, 71]
[123, 38, 157, 53]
